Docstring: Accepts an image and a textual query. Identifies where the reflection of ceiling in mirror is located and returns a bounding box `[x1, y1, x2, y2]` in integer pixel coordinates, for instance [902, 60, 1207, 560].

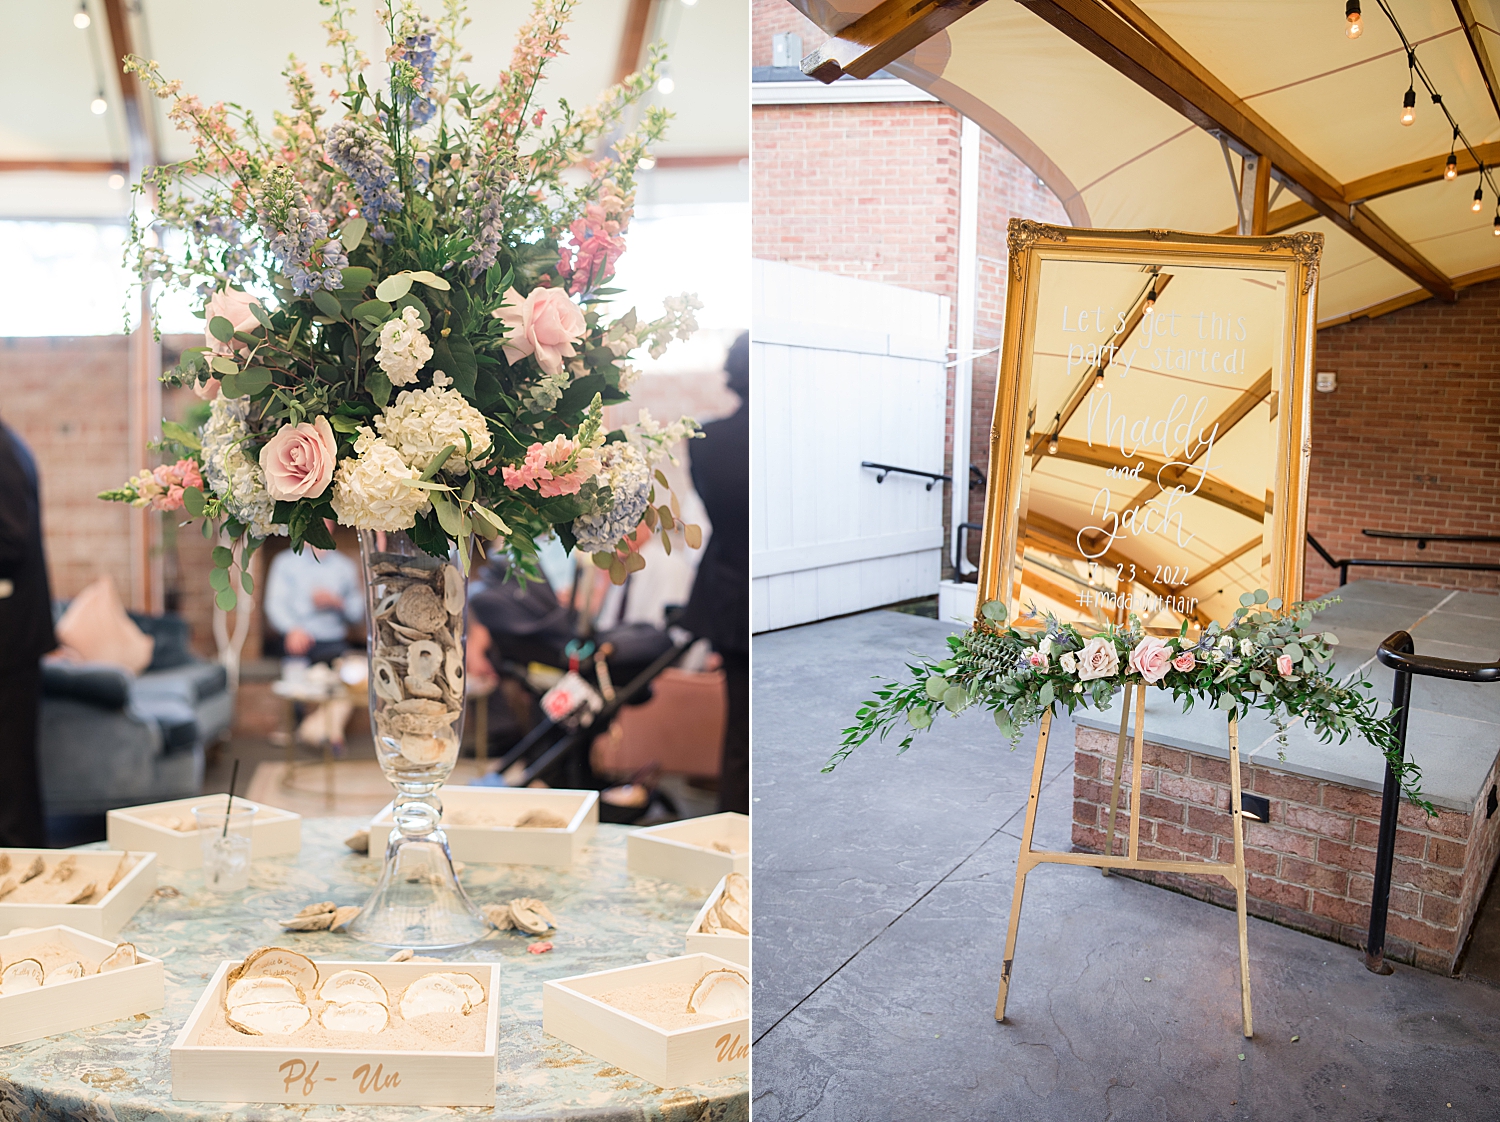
[1019, 259, 1287, 630]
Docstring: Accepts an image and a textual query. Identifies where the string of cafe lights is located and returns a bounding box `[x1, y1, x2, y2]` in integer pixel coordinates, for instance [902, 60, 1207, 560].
[1345, 0, 1500, 235]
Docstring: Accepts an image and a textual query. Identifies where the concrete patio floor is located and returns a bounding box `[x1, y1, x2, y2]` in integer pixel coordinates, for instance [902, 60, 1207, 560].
[752, 610, 1500, 1121]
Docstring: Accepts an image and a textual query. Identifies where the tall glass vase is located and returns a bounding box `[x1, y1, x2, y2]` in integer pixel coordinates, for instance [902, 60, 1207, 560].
[347, 529, 489, 949]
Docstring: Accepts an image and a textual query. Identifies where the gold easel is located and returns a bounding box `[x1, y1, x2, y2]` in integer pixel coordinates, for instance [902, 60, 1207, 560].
[995, 681, 1254, 1038]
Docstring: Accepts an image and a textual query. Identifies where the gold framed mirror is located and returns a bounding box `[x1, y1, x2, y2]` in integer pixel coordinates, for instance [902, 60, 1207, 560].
[975, 222, 1322, 633]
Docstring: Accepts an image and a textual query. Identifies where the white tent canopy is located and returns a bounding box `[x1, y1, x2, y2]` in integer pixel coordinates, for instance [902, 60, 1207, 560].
[792, 0, 1500, 326]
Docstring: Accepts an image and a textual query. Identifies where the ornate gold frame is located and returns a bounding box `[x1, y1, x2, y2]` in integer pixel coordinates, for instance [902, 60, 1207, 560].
[975, 221, 1322, 626]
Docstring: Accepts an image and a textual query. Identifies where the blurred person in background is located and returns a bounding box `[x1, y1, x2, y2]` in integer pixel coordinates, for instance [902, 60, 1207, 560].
[679, 333, 749, 814]
[0, 417, 55, 846]
[264, 526, 364, 748]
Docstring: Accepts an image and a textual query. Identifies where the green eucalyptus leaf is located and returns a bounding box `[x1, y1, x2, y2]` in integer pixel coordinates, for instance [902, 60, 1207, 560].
[942, 685, 966, 712]
[162, 420, 201, 450]
[250, 303, 275, 331]
[215, 587, 238, 612]
[430, 492, 462, 536]
[341, 266, 374, 290]
[212, 546, 234, 567]
[339, 217, 368, 250]
[1254, 588, 1269, 604]
[366, 370, 392, 408]
[182, 486, 206, 516]
[408, 269, 450, 291]
[209, 355, 239, 376]
[312, 289, 343, 319]
[981, 599, 1007, 622]
[908, 707, 932, 730]
[218, 373, 241, 397]
[376, 273, 414, 301]
[1239, 592, 1256, 607]
[241, 570, 255, 594]
[208, 316, 234, 343]
[208, 567, 230, 592]
[924, 676, 949, 701]
[236, 367, 273, 397]
[351, 299, 392, 321]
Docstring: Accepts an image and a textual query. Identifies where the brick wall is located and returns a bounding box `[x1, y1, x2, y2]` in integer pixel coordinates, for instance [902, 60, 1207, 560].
[1072, 725, 1500, 972]
[1306, 279, 1500, 597]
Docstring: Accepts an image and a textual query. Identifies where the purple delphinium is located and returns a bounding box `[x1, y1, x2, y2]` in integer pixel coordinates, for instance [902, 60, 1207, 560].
[255, 165, 348, 295]
[325, 119, 403, 241]
[402, 28, 437, 126]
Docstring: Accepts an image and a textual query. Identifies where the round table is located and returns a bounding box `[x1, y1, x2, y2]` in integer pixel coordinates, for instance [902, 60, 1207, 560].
[0, 818, 748, 1121]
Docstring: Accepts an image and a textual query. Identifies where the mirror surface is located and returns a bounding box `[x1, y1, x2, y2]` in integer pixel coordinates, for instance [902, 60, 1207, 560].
[1015, 256, 1289, 631]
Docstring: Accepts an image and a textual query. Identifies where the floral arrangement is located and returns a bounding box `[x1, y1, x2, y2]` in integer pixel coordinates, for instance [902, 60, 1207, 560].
[831, 591, 1430, 812]
[100, 0, 705, 610]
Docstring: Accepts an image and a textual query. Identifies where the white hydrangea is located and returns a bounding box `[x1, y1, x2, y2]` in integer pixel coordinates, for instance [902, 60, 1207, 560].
[573, 442, 652, 553]
[200, 396, 283, 537]
[375, 306, 433, 386]
[375, 373, 493, 474]
[330, 427, 430, 531]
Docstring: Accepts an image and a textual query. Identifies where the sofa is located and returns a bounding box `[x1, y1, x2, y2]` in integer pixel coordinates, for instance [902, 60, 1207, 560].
[38, 613, 233, 818]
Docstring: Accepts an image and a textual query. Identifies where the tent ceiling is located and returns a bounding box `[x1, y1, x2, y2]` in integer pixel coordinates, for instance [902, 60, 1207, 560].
[3, 0, 746, 220]
[792, 0, 1500, 325]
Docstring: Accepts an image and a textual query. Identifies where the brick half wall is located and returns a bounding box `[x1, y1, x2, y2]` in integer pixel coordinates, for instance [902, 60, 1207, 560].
[1071, 725, 1500, 974]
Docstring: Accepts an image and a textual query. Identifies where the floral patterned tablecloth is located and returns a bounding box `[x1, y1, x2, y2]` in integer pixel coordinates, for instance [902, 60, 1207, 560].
[0, 817, 748, 1121]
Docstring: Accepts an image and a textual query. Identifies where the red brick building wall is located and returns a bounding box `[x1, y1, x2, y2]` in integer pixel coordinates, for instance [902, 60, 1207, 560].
[751, 0, 1069, 572]
[1306, 282, 1500, 597]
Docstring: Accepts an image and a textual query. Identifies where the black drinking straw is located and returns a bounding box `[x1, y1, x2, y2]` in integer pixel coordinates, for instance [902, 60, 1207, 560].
[222, 759, 240, 838]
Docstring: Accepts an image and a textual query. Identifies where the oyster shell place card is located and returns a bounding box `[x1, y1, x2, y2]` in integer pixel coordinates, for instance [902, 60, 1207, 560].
[686, 873, 750, 966]
[0, 849, 156, 938]
[543, 953, 750, 1087]
[0, 924, 163, 1047]
[106, 794, 302, 869]
[368, 786, 598, 865]
[627, 812, 750, 890]
[171, 949, 499, 1106]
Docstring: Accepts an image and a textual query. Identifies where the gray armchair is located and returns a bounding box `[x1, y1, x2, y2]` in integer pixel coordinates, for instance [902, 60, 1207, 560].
[38, 613, 232, 817]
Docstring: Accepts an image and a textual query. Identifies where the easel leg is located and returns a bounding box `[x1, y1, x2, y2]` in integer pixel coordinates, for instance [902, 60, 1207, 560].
[1228, 716, 1253, 1039]
[996, 709, 1052, 1023]
[1102, 697, 1131, 874]
[1126, 683, 1146, 862]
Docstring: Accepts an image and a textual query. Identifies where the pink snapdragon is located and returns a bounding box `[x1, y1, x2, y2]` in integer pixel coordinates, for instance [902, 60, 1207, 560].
[131, 458, 204, 512]
[501, 435, 599, 498]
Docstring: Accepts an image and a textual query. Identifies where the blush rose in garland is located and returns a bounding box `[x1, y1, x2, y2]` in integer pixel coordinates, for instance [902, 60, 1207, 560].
[831, 590, 1433, 815]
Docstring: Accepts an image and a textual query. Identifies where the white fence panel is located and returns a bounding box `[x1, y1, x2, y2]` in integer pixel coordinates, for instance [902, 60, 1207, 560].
[751, 260, 948, 632]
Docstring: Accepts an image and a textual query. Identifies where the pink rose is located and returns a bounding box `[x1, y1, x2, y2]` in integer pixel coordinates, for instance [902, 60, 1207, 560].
[1128, 636, 1174, 684]
[1026, 648, 1049, 670]
[1075, 636, 1119, 681]
[1277, 653, 1295, 677]
[193, 376, 221, 401]
[1171, 651, 1196, 673]
[493, 286, 586, 376]
[204, 288, 264, 356]
[259, 415, 337, 501]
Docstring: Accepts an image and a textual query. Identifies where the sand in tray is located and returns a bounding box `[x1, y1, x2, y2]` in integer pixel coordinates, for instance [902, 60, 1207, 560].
[593, 982, 732, 1031]
[445, 807, 575, 828]
[5, 941, 101, 978]
[2, 857, 133, 906]
[195, 996, 489, 1053]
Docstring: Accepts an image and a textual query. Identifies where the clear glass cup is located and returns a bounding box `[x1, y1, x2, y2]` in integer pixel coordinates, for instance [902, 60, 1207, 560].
[194, 802, 256, 892]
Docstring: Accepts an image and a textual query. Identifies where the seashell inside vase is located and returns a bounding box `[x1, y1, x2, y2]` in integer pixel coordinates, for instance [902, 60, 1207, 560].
[406, 640, 443, 682]
[395, 585, 448, 632]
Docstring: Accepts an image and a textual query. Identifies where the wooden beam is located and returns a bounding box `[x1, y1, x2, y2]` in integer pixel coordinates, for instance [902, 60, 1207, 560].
[101, 0, 156, 169]
[1024, 511, 1208, 623]
[1343, 140, 1500, 203]
[1029, 273, 1172, 466]
[1453, 0, 1500, 124]
[801, 0, 991, 84]
[1247, 154, 1271, 236]
[614, 0, 658, 84]
[653, 154, 748, 168]
[1046, 436, 1266, 522]
[1181, 535, 1262, 593]
[1219, 199, 1317, 237]
[0, 159, 127, 174]
[1317, 261, 1500, 329]
[1017, 0, 1457, 302]
[1120, 369, 1273, 515]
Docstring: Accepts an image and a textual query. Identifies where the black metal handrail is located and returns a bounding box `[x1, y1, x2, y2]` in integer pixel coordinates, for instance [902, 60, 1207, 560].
[862, 461, 950, 491]
[1307, 531, 1500, 586]
[1363, 529, 1500, 550]
[1365, 632, 1500, 974]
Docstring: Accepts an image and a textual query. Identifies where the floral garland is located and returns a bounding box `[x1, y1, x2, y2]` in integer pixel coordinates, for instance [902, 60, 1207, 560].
[98, 0, 705, 610]
[831, 592, 1432, 814]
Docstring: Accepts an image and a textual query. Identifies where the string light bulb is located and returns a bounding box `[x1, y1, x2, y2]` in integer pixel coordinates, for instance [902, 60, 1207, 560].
[1143, 280, 1157, 312]
[90, 91, 107, 115]
[1046, 413, 1061, 455]
[1446, 153, 1458, 180]
[1474, 184, 1484, 212]
[73, 2, 90, 28]
[1094, 370, 1106, 390]
[1345, 0, 1362, 38]
[1492, 213, 1499, 236]
[1047, 434, 1059, 455]
[1400, 86, 1416, 126]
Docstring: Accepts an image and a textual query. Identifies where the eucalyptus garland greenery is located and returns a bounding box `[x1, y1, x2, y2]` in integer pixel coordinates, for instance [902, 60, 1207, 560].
[831, 591, 1431, 815]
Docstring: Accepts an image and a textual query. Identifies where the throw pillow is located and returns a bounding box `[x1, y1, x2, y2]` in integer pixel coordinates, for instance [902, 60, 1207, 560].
[54, 576, 154, 675]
